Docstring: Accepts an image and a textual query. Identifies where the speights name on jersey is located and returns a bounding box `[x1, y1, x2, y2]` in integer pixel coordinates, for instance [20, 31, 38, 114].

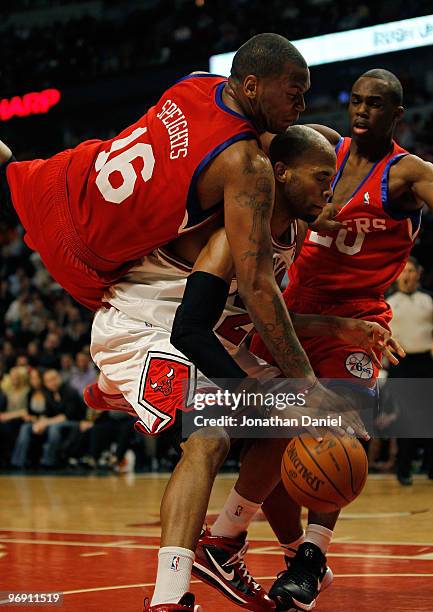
[157, 99, 189, 159]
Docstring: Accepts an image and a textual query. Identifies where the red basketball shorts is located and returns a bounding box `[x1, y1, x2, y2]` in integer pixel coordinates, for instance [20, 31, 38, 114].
[6, 153, 131, 310]
[250, 289, 392, 390]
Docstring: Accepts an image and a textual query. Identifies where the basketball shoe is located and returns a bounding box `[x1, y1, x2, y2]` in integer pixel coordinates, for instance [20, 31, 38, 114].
[192, 529, 275, 610]
[143, 593, 202, 611]
[83, 383, 136, 416]
[269, 542, 332, 611]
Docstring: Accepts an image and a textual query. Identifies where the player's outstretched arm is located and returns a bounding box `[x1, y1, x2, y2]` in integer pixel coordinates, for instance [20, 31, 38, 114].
[222, 141, 369, 438]
[222, 140, 316, 382]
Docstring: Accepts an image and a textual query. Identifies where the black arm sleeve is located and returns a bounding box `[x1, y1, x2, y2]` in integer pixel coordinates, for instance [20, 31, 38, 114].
[171, 271, 248, 388]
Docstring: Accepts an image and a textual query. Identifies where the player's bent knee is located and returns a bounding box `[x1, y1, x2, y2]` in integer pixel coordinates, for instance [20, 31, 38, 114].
[181, 427, 230, 471]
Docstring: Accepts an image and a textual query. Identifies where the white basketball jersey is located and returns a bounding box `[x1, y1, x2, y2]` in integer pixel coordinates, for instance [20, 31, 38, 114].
[105, 222, 297, 353]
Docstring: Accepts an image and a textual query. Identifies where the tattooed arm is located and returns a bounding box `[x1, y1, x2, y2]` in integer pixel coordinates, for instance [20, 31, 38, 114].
[221, 140, 315, 382]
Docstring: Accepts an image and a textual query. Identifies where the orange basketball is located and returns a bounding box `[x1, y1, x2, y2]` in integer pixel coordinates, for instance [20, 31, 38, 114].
[281, 433, 368, 513]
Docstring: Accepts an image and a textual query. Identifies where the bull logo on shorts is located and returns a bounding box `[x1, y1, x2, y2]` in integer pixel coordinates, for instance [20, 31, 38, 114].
[138, 351, 197, 435]
[150, 367, 175, 396]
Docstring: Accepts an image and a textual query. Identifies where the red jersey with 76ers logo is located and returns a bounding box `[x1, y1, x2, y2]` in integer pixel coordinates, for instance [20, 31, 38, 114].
[7, 74, 257, 310]
[287, 137, 422, 300]
[64, 74, 258, 264]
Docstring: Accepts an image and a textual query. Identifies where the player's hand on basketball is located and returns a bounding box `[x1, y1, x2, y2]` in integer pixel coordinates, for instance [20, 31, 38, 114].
[335, 318, 405, 367]
[307, 382, 370, 440]
[308, 203, 343, 233]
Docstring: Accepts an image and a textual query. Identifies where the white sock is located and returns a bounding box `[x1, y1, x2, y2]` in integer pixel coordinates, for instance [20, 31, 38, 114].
[305, 524, 333, 555]
[211, 488, 261, 538]
[280, 531, 305, 559]
[151, 546, 194, 606]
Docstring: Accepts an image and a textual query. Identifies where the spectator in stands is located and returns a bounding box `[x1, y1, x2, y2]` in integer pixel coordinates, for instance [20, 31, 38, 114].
[0, 367, 27, 467]
[9, 367, 50, 469]
[86, 412, 136, 470]
[39, 369, 86, 468]
[62, 319, 91, 355]
[387, 257, 433, 485]
[26, 340, 41, 367]
[1, 365, 29, 412]
[11, 369, 85, 469]
[69, 351, 97, 396]
[1, 341, 17, 372]
[37, 332, 62, 370]
[59, 353, 75, 384]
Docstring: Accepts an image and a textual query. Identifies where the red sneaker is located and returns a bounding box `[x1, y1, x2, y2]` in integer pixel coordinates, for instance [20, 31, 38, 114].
[193, 529, 275, 611]
[83, 383, 136, 416]
[143, 593, 202, 611]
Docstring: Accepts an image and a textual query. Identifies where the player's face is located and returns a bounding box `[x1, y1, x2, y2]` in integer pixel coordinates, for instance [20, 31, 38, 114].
[252, 64, 310, 133]
[279, 150, 336, 222]
[349, 77, 400, 142]
[396, 261, 420, 293]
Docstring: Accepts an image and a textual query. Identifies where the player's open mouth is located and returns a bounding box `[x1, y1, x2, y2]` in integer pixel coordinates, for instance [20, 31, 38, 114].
[353, 124, 369, 134]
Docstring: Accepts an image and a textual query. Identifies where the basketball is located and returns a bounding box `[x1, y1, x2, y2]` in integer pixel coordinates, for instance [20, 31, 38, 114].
[281, 433, 368, 513]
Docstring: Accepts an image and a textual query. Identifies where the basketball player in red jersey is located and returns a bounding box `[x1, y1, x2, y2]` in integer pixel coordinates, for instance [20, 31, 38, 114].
[86, 128, 398, 612]
[251, 69, 433, 611]
[0, 33, 357, 442]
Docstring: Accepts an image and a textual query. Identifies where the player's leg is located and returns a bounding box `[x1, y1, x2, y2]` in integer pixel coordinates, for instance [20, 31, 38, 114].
[260, 482, 334, 611]
[192, 436, 284, 611]
[261, 480, 304, 552]
[92, 316, 279, 610]
[207, 436, 287, 541]
[90, 307, 233, 609]
[265, 383, 374, 611]
[248, 330, 370, 609]
[193, 348, 286, 610]
[153, 426, 229, 608]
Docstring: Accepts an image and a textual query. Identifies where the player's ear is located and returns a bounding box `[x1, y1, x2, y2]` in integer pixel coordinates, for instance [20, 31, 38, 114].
[274, 161, 289, 183]
[244, 75, 258, 100]
[394, 105, 404, 122]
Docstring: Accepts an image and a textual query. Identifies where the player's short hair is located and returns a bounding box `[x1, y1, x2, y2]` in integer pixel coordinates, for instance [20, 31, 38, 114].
[269, 125, 333, 167]
[230, 33, 307, 82]
[358, 69, 403, 106]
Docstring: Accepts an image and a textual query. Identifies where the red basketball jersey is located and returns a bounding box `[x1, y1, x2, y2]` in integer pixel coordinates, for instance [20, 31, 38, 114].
[64, 74, 257, 265]
[287, 137, 422, 299]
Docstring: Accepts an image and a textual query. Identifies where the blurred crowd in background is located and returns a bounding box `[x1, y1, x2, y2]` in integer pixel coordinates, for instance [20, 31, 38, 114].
[1, 0, 433, 478]
[2, 0, 433, 94]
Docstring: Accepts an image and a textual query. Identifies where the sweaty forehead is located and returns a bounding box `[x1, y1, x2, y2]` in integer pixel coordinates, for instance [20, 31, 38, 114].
[352, 77, 390, 99]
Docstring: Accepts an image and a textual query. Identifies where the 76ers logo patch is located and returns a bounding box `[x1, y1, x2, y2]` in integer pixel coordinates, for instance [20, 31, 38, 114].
[138, 351, 196, 435]
[345, 352, 373, 379]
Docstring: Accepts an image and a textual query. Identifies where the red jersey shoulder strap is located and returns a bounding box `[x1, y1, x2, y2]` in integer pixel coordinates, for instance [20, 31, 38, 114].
[380, 140, 420, 227]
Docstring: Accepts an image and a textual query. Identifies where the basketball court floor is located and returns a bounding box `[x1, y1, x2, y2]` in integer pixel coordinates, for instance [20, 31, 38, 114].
[1, 472, 432, 611]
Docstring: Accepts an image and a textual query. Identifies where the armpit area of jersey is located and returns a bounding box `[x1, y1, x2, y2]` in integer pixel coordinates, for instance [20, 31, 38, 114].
[171, 271, 248, 387]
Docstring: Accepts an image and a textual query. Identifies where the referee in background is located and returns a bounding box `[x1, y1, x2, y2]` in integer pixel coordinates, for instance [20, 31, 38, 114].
[388, 257, 433, 485]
